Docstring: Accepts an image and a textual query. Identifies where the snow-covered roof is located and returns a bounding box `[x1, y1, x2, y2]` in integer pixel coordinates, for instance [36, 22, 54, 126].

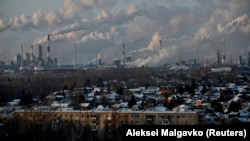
[120, 102, 128, 108]
[153, 105, 168, 111]
[172, 104, 190, 112]
[96, 105, 109, 110]
[79, 103, 90, 107]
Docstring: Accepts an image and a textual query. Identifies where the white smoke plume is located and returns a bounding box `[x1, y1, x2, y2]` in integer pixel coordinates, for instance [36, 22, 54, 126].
[1, 0, 250, 66]
[0, 10, 63, 32]
[0, 0, 118, 32]
[129, 32, 162, 54]
[33, 4, 140, 45]
[218, 14, 250, 34]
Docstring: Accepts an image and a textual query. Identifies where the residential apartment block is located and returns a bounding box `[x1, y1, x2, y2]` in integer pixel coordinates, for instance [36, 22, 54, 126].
[13, 107, 202, 132]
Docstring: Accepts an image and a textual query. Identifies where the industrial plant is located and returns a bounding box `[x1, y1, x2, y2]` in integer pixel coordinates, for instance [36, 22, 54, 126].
[1, 35, 250, 73]
[0, 34, 141, 72]
[17, 34, 58, 71]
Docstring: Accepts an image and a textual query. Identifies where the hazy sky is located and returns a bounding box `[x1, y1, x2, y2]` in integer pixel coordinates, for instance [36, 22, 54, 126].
[0, 0, 250, 66]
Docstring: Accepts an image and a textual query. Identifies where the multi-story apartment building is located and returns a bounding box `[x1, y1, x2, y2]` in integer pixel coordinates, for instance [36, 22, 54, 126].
[13, 106, 202, 132]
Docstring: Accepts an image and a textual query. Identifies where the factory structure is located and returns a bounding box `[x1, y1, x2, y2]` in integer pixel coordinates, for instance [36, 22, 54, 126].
[215, 37, 250, 67]
[18, 35, 136, 71]
[216, 38, 227, 66]
[86, 43, 133, 69]
[16, 34, 57, 71]
[1, 36, 250, 72]
[112, 43, 132, 68]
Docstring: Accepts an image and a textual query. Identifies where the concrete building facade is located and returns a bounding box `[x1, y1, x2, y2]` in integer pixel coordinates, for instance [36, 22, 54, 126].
[14, 108, 201, 132]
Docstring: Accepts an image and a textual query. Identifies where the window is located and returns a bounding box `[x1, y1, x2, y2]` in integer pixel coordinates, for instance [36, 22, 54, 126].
[161, 120, 169, 125]
[51, 124, 57, 130]
[135, 121, 140, 125]
[145, 115, 154, 118]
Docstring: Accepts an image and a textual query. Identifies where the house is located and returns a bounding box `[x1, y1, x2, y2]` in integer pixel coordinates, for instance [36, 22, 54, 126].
[51, 99, 71, 108]
[172, 104, 191, 112]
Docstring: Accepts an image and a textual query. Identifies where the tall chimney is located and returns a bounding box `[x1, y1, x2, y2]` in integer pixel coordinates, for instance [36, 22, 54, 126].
[38, 45, 42, 61]
[74, 43, 77, 69]
[30, 45, 33, 62]
[159, 39, 162, 49]
[248, 52, 250, 67]
[21, 44, 23, 68]
[123, 43, 125, 65]
[217, 49, 221, 66]
[221, 38, 226, 65]
[47, 34, 50, 66]
[238, 56, 242, 66]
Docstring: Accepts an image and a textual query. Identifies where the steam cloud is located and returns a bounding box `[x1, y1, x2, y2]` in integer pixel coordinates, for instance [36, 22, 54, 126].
[1, 0, 250, 66]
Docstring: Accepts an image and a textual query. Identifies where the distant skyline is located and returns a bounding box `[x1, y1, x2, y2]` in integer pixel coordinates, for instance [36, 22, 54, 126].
[0, 0, 250, 66]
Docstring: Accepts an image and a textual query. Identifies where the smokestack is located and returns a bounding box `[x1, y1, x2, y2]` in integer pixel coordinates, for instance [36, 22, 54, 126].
[159, 39, 162, 49]
[178, 56, 182, 65]
[221, 38, 226, 64]
[38, 45, 42, 61]
[238, 55, 242, 66]
[74, 43, 76, 69]
[123, 43, 125, 65]
[248, 52, 250, 67]
[30, 45, 33, 62]
[217, 49, 221, 66]
[21, 44, 23, 68]
[47, 34, 50, 66]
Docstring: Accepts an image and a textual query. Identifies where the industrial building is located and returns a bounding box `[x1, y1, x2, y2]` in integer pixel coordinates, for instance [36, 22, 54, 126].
[16, 34, 58, 71]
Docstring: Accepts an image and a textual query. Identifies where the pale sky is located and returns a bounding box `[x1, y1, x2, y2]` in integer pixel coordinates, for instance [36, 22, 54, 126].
[0, 0, 250, 66]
